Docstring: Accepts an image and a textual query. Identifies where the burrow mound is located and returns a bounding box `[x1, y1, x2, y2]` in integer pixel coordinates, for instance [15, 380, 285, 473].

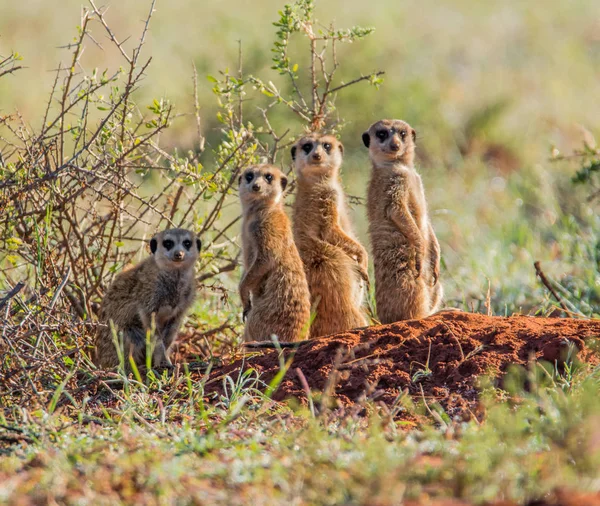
[206, 311, 600, 421]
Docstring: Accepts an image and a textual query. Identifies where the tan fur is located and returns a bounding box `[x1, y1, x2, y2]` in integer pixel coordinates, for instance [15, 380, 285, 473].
[94, 228, 200, 370]
[291, 134, 369, 337]
[239, 164, 311, 342]
[363, 119, 443, 323]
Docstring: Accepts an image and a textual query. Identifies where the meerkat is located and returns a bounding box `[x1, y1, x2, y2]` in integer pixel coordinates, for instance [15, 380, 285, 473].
[238, 164, 311, 343]
[291, 134, 369, 338]
[94, 228, 201, 370]
[363, 119, 443, 323]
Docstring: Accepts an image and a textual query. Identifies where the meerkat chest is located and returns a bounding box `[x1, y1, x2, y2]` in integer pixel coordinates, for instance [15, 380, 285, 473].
[155, 272, 191, 307]
[242, 217, 257, 266]
[406, 172, 428, 224]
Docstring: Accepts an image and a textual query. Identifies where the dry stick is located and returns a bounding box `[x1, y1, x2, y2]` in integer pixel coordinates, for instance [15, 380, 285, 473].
[191, 62, 206, 155]
[295, 367, 315, 417]
[0, 282, 25, 311]
[48, 266, 71, 310]
[59, 14, 90, 164]
[0, 65, 24, 79]
[533, 261, 571, 317]
[88, 1, 132, 64]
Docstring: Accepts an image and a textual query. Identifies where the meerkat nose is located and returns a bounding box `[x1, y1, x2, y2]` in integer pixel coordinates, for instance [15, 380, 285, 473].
[252, 183, 260, 192]
[174, 251, 185, 261]
[389, 143, 400, 152]
[312, 153, 322, 161]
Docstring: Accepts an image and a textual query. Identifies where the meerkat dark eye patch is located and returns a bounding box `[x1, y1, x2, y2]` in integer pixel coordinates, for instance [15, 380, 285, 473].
[264, 173, 273, 183]
[196, 238, 202, 251]
[150, 238, 157, 254]
[323, 142, 332, 152]
[245, 172, 254, 183]
[291, 146, 297, 160]
[302, 142, 313, 154]
[362, 132, 370, 148]
[376, 130, 388, 141]
[163, 239, 174, 250]
[183, 239, 192, 250]
[400, 130, 407, 139]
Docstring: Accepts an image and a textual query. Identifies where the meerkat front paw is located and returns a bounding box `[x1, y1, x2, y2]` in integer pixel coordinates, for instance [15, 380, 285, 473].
[414, 250, 423, 278]
[155, 305, 174, 327]
[152, 341, 173, 369]
[242, 303, 251, 322]
[432, 264, 440, 286]
[358, 265, 370, 290]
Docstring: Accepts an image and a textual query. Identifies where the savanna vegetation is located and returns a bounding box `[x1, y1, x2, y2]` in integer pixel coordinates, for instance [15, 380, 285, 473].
[1, 0, 600, 504]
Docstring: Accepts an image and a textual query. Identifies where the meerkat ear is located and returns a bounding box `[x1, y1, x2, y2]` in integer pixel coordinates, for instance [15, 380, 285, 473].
[338, 142, 344, 155]
[150, 238, 157, 254]
[412, 128, 416, 142]
[196, 237, 202, 251]
[238, 175, 242, 185]
[362, 132, 370, 148]
[280, 175, 288, 192]
[291, 145, 297, 161]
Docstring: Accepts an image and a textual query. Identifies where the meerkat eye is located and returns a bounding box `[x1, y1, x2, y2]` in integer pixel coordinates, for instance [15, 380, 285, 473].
[302, 142, 313, 154]
[163, 239, 174, 250]
[323, 143, 332, 152]
[264, 173, 273, 184]
[183, 239, 192, 250]
[400, 130, 407, 139]
[245, 172, 254, 183]
[376, 130, 388, 141]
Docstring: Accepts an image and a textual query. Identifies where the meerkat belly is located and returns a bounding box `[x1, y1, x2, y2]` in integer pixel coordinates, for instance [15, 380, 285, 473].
[370, 216, 414, 275]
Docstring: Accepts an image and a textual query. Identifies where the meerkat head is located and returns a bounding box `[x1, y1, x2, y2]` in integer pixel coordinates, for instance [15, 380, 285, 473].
[362, 119, 416, 166]
[150, 228, 201, 271]
[291, 134, 343, 180]
[238, 164, 288, 208]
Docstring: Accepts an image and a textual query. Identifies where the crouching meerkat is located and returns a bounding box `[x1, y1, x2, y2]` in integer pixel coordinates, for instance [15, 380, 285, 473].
[239, 164, 311, 342]
[94, 228, 201, 370]
[363, 119, 442, 323]
[292, 134, 369, 337]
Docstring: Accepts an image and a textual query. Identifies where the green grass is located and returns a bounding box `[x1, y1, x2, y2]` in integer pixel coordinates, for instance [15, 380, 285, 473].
[1, 361, 600, 504]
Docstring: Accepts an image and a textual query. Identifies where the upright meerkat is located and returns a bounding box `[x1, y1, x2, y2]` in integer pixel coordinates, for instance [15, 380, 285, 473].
[239, 164, 311, 343]
[291, 134, 369, 337]
[94, 228, 201, 370]
[363, 119, 442, 323]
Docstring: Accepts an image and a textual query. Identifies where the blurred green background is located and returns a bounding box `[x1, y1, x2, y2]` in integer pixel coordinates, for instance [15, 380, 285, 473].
[1, 0, 599, 314]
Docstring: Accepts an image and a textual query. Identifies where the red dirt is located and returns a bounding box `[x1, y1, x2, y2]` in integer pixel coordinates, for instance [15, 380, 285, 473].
[206, 311, 600, 421]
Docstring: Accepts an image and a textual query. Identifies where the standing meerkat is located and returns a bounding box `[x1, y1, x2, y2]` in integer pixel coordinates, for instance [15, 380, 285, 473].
[291, 134, 369, 337]
[239, 164, 311, 343]
[363, 119, 442, 323]
[94, 228, 201, 370]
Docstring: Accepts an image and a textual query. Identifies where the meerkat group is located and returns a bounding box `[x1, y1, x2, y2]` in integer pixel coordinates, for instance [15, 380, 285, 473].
[238, 120, 442, 344]
[94, 118, 443, 369]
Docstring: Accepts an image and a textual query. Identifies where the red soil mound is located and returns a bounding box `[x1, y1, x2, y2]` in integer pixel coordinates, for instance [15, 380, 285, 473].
[207, 311, 600, 421]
